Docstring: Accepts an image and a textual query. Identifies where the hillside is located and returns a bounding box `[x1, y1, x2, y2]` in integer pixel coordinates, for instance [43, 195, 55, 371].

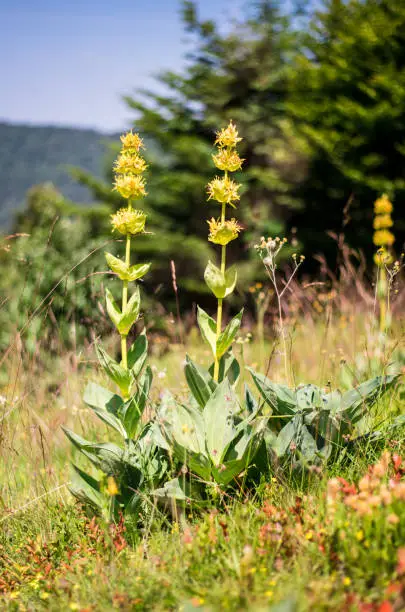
[0, 122, 116, 228]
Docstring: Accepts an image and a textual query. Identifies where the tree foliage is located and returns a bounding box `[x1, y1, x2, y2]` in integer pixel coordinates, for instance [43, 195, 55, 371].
[287, 0, 405, 259]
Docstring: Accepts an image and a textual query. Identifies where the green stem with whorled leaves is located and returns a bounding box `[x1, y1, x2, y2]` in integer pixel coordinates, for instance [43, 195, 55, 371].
[121, 202, 132, 369]
[213, 201, 227, 382]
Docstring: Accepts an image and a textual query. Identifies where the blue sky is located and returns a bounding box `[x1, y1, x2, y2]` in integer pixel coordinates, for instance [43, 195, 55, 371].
[0, 0, 240, 132]
[0, 0, 243, 132]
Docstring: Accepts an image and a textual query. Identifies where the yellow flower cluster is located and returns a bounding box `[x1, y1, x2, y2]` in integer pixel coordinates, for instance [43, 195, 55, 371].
[212, 148, 244, 172]
[207, 121, 243, 208]
[111, 131, 148, 235]
[373, 194, 394, 261]
[374, 193, 393, 215]
[215, 121, 242, 148]
[207, 176, 240, 206]
[111, 208, 146, 236]
[113, 175, 147, 200]
[113, 131, 148, 201]
[207, 217, 242, 246]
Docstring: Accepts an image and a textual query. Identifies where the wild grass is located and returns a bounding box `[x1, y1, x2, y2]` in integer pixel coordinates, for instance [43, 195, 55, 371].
[1, 301, 404, 610]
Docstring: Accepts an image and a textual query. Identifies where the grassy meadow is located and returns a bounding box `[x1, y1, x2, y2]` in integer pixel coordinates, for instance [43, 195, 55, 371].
[1, 296, 404, 611]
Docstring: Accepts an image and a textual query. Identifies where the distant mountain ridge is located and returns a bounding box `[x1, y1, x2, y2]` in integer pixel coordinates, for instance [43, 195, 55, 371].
[0, 122, 117, 228]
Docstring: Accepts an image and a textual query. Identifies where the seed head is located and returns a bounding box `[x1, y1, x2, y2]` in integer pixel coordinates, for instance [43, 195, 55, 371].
[374, 194, 393, 215]
[373, 229, 395, 247]
[111, 208, 147, 235]
[207, 176, 240, 206]
[114, 153, 147, 175]
[207, 217, 242, 245]
[120, 131, 144, 152]
[212, 149, 244, 172]
[214, 120, 242, 149]
[113, 175, 147, 200]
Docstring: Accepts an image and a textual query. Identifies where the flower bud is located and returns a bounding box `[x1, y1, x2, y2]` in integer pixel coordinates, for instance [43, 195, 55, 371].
[111, 208, 147, 235]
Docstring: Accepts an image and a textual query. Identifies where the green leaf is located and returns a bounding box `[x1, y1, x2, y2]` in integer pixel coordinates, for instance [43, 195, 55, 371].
[105, 286, 141, 336]
[208, 351, 240, 386]
[70, 465, 104, 511]
[83, 382, 123, 415]
[184, 355, 217, 409]
[105, 253, 151, 282]
[197, 306, 217, 357]
[127, 329, 148, 377]
[118, 285, 141, 335]
[245, 383, 258, 415]
[216, 309, 243, 358]
[340, 374, 399, 424]
[96, 343, 132, 396]
[152, 477, 197, 502]
[204, 261, 237, 298]
[248, 369, 296, 429]
[119, 366, 152, 438]
[63, 428, 125, 473]
[127, 263, 151, 282]
[105, 288, 122, 332]
[203, 380, 239, 465]
[218, 419, 267, 485]
[273, 417, 300, 457]
[105, 251, 130, 279]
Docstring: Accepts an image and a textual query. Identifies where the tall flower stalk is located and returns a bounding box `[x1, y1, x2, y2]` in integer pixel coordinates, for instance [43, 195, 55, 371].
[201, 122, 244, 382]
[63, 131, 156, 519]
[373, 194, 395, 333]
[102, 131, 151, 398]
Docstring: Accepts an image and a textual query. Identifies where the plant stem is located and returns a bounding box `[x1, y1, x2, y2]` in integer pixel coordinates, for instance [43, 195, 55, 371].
[121, 202, 132, 369]
[379, 266, 387, 333]
[213, 202, 227, 382]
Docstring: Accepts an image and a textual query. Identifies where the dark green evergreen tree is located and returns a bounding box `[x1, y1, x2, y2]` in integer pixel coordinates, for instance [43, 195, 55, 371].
[287, 0, 405, 263]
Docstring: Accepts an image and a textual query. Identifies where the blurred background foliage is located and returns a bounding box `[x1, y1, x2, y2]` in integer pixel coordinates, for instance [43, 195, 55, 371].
[1, 0, 405, 352]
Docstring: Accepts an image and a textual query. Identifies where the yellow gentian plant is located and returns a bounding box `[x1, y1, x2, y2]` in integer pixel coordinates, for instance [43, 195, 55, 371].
[373, 194, 395, 332]
[100, 131, 151, 397]
[198, 121, 244, 382]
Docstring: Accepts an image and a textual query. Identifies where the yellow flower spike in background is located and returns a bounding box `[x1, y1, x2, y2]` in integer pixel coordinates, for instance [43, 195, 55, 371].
[372, 193, 395, 332]
[373, 214, 393, 230]
[374, 193, 393, 215]
[200, 121, 244, 382]
[373, 229, 395, 247]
